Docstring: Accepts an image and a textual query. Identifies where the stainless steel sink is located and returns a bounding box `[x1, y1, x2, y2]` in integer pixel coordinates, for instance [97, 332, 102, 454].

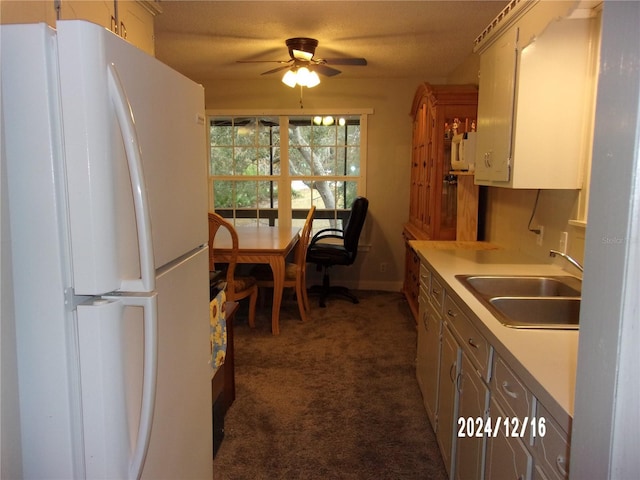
[456, 275, 582, 329]
[459, 275, 581, 298]
[489, 297, 580, 329]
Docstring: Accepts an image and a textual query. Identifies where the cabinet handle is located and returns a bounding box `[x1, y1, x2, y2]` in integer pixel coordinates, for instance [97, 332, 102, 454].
[501, 381, 519, 399]
[447, 309, 457, 318]
[468, 338, 479, 349]
[432, 287, 440, 296]
[449, 363, 457, 383]
[120, 21, 127, 39]
[556, 455, 568, 476]
[456, 372, 463, 393]
[484, 152, 492, 168]
[111, 15, 117, 34]
[422, 314, 429, 332]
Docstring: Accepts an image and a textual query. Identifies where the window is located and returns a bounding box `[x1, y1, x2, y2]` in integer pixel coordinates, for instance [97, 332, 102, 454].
[208, 112, 369, 231]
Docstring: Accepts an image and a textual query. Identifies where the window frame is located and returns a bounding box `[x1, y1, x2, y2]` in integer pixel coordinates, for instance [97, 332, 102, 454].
[206, 109, 371, 228]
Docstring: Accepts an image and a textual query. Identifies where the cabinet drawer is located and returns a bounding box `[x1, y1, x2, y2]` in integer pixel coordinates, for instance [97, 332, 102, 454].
[430, 274, 444, 311]
[444, 294, 490, 378]
[419, 263, 430, 291]
[532, 402, 571, 480]
[419, 284, 429, 311]
[491, 354, 532, 421]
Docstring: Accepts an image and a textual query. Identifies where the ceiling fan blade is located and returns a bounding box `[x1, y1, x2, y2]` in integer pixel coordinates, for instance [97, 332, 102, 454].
[323, 57, 368, 66]
[261, 65, 292, 75]
[314, 64, 342, 77]
[237, 59, 291, 64]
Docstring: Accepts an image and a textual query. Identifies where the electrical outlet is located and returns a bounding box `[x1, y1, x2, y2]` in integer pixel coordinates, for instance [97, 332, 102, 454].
[559, 231, 569, 253]
[380, 262, 388, 273]
[536, 225, 544, 246]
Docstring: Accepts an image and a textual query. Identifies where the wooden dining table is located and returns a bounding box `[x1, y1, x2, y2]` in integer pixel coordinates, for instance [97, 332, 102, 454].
[212, 225, 301, 335]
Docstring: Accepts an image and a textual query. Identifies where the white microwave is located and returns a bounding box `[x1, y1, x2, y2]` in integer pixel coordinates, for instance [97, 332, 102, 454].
[451, 131, 477, 171]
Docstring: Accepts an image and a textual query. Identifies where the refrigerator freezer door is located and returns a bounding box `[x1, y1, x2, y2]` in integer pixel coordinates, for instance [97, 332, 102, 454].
[56, 20, 208, 295]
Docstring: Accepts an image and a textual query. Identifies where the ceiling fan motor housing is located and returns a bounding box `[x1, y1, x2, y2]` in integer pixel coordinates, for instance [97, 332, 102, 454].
[286, 37, 318, 59]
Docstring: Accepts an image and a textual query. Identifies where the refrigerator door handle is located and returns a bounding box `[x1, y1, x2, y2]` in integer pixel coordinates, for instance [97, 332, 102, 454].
[103, 293, 159, 480]
[107, 63, 155, 292]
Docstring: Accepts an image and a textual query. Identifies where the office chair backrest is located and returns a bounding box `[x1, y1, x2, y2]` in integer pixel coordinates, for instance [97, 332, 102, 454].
[343, 197, 369, 262]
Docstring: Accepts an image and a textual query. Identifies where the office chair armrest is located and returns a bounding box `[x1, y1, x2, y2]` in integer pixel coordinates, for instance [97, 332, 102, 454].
[309, 228, 344, 246]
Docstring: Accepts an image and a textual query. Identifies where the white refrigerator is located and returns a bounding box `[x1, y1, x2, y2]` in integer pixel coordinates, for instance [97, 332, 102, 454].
[1, 20, 212, 479]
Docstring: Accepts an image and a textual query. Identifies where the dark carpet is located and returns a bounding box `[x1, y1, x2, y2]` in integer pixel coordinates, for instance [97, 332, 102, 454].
[212, 290, 447, 480]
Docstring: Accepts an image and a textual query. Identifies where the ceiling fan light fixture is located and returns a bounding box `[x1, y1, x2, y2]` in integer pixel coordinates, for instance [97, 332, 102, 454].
[281, 67, 320, 88]
[281, 69, 298, 88]
[304, 70, 321, 88]
[296, 66, 311, 84]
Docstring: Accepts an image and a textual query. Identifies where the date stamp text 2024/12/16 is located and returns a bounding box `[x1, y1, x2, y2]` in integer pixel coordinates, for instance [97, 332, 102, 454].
[457, 416, 547, 439]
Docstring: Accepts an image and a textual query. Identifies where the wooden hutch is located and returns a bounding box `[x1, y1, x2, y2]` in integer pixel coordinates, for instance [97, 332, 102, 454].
[403, 83, 480, 321]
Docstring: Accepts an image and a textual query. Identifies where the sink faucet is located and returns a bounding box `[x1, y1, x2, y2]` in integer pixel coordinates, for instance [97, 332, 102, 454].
[549, 249, 584, 273]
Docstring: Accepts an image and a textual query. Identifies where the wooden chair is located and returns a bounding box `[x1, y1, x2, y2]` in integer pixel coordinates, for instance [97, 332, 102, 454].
[251, 206, 316, 323]
[208, 212, 258, 327]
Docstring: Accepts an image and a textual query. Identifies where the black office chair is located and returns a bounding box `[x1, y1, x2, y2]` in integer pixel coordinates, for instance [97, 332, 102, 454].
[307, 196, 369, 307]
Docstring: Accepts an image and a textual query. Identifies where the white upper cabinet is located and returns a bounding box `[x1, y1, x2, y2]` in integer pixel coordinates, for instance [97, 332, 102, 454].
[59, 1, 116, 31]
[474, 0, 601, 189]
[1, 1, 161, 56]
[116, 1, 159, 56]
[474, 29, 518, 183]
[59, 1, 161, 56]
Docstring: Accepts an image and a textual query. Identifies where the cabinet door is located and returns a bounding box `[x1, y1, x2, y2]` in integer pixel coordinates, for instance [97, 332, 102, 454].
[417, 298, 442, 426]
[0, 1, 57, 26]
[455, 352, 489, 480]
[437, 325, 460, 476]
[59, 1, 116, 32]
[402, 239, 420, 321]
[532, 402, 571, 480]
[117, 0, 156, 56]
[485, 398, 532, 480]
[421, 105, 434, 233]
[424, 106, 437, 236]
[409, 116, 422, 225]
[510, 16, 594, 189]
[475, 28, 518, 183]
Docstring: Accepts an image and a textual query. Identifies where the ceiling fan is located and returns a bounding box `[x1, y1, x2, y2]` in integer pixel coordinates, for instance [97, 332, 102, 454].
[238, 37, 367, 87]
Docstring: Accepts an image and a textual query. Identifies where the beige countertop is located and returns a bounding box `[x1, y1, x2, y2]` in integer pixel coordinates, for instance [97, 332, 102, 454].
[411, 241, 579, 431]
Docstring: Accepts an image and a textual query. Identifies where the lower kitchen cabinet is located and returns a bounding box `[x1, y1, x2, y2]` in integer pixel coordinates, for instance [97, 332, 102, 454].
[415, 260, 571, 480]
[416, 288, 441, 426]
[454, 352, 489, 480]
[436, 325, 459, 476]
[485, 398, 532, 480]
[532, 401, 571, 480]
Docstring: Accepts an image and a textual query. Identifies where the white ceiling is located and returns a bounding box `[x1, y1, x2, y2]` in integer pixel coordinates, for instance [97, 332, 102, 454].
[153, 0, 509, 84]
